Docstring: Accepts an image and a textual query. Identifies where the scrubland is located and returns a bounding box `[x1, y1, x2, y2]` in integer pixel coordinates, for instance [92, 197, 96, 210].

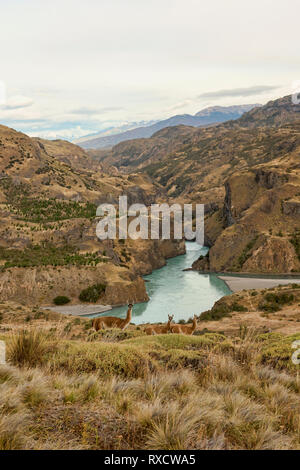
[0, 314, 299, 450]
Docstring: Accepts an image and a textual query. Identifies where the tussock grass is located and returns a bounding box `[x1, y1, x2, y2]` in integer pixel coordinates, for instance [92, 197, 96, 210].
[0, 327, 299, 450]
[7, 330, 50, 367]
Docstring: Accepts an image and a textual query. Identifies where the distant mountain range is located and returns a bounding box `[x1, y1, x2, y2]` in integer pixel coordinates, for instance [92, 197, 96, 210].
[77, 104, 260, 149]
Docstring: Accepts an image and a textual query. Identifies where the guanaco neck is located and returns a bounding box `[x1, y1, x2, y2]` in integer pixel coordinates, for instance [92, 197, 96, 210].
[191, 318, 197, 331]
[126, 306, 132, 323]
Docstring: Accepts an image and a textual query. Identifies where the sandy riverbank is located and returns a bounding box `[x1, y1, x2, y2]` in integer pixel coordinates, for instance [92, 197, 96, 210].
[218, 276, 300, 293]
[42, 304, 112, 316]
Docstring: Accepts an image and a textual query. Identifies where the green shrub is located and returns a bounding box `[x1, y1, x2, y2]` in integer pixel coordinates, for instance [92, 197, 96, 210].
[264, 292, 294, 304]
[53, 296, 70, 306]
[258, 302, 280, 313]
[200, 299, 247, 321]
[259, 292, 295, 313]
[231, 302, 247, 312]
[79, 283, 106, 303]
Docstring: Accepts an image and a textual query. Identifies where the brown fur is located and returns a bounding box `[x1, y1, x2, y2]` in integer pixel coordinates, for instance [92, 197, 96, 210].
[93, 304, 133, 331]
[144, 314, 174, 335]
[170, 315, 197, 335]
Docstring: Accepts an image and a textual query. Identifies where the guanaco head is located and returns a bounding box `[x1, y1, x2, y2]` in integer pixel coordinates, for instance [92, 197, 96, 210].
[168, 314, 174, 323]
[128, 303, 133, 309]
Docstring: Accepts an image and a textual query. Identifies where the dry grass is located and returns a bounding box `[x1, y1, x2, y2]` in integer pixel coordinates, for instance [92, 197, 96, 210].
[0, 326, 299, 450]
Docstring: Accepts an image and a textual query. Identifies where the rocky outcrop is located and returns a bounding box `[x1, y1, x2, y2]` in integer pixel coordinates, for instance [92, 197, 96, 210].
[282, 200, 300, 216]
[193, 161, 300, 274]
[242, 237, 299, 273]
[223, 181, 235, 226]
[254, 169, 288, 189]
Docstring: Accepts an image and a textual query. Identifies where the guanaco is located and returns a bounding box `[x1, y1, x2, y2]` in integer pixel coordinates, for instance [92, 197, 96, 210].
[170, 315, 197, 335]
[144, 314, 174, 335]
[93, 303, 133, 331]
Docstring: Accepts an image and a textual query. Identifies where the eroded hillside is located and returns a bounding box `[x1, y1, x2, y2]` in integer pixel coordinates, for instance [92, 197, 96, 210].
[0, 124, 184, 305]
[95, 96, 300, 274]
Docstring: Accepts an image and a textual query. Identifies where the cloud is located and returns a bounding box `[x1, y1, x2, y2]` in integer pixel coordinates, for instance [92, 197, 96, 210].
[197, 85, 280, 100]
[1, 95, 34, 110]
[165, 85, 282, 113]
[69, 106, 123, 116]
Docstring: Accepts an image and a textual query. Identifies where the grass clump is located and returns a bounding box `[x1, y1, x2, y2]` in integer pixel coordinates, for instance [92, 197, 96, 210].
[7, 330, 50, 367]
[48, 341, 158, 378]
[258, 333, 300, 372]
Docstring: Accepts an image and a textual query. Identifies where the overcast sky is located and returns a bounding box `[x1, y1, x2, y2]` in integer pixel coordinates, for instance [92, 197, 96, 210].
[0, 0, 299, 140]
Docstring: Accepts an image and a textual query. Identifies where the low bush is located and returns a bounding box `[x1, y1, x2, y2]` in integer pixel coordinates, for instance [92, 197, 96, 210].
[200, 300, 246, 321]
[53, 296, 70, 306]
[259, 292, 295, 312]
[79, 283, 106, 303]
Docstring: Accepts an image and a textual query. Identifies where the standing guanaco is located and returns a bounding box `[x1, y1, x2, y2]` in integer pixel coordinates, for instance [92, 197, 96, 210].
[93, 303, 133, 331]
[170, 315, 197, 335]
[144, 314, 174, 335]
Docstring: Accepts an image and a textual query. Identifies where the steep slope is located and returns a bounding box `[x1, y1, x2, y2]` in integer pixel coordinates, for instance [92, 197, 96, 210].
[99, 95, 300, 207]
[79, 104, 258, 149]
[236, 95, 300, 128]
[193, 147, 300, 273]
[0, 124, 184, 305]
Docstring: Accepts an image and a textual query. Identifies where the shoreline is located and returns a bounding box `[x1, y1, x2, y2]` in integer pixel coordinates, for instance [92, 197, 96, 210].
[218, 275, 300, 293]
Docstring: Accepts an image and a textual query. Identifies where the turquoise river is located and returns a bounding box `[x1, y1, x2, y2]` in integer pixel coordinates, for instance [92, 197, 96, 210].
[89, 241, 231, 325]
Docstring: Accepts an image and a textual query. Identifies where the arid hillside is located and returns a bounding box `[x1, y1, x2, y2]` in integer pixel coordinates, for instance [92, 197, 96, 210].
[98, 96, 300, 206]
[193, 132, 300, 273]
[0, 124, 184, 306]
[94, 96, 300, 274]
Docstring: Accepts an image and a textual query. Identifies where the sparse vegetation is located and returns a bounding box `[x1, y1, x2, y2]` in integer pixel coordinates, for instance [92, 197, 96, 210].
[290, 232, 300, 261]
[0, 243, 107, 270]
[200, 300, 247, 321]
[259, 292, 295, 313]
[1, 180, 96, 222]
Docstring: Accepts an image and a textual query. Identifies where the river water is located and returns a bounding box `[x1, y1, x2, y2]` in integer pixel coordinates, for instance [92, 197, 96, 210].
[90, 241, 231, 324]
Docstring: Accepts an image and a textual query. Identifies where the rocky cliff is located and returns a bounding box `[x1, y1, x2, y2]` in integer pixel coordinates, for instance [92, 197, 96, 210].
[193, 161, 300, 273]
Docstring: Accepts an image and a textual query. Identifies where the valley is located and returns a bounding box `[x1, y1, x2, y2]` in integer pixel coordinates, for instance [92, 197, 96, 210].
[0, 95, 300, 452]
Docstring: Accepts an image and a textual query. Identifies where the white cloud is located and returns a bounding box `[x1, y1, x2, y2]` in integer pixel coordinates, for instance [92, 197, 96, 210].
[0, 0, 299, 139]
[1, 95, 34, 110]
